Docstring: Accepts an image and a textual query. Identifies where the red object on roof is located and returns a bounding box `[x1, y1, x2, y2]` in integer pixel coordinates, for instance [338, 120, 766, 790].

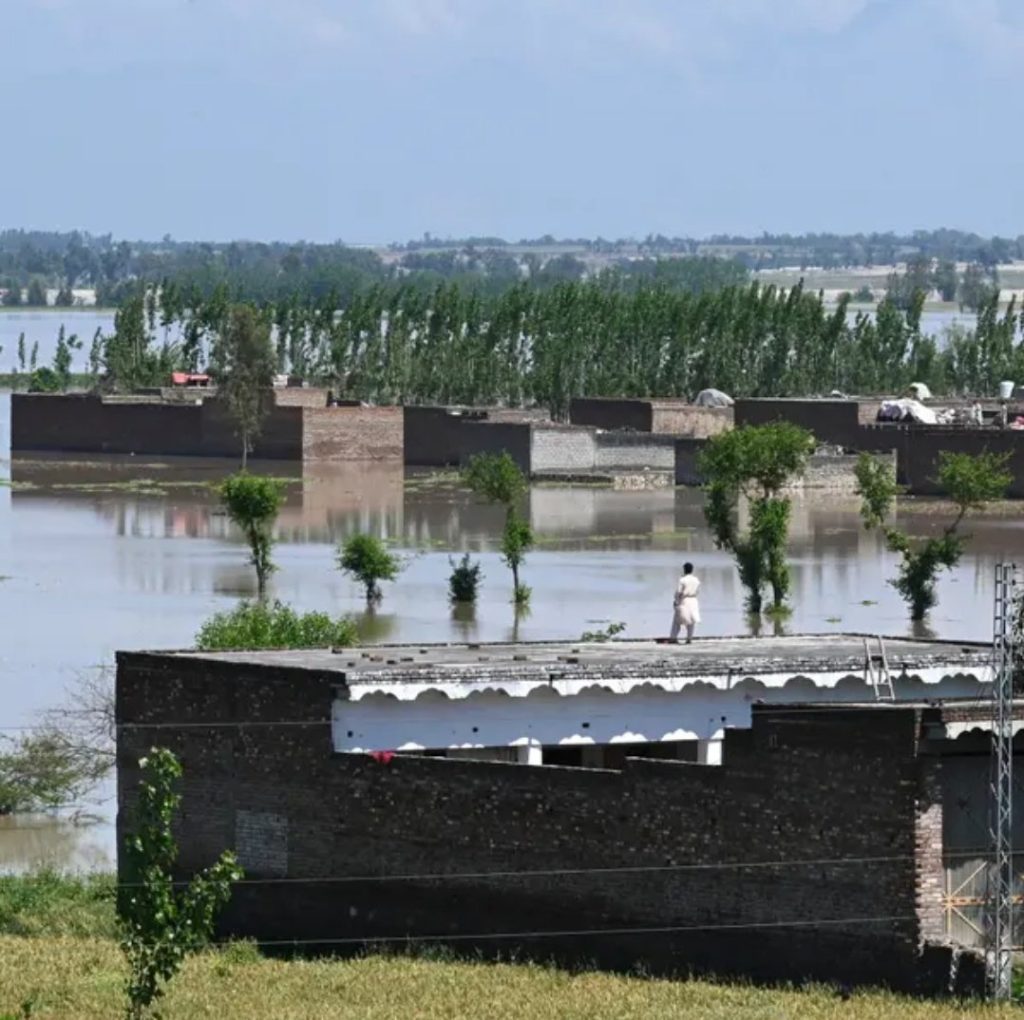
[170, 372, 211, 386]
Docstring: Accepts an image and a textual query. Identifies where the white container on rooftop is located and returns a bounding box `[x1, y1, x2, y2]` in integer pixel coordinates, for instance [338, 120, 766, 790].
[999, 380, 1015, 400]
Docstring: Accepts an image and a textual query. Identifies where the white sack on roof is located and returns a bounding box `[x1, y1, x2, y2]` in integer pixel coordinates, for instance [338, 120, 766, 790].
[695, 388, 734, 407]
[879, 398, 937, 425]
[907, 382, 932, 400]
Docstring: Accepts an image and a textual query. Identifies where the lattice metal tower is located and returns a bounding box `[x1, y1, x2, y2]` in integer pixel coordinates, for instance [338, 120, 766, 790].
[988, 563, 1021, 1000]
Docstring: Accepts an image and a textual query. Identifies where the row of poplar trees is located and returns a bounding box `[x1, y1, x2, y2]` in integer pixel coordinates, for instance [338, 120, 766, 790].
[98, 280, 1024, 413]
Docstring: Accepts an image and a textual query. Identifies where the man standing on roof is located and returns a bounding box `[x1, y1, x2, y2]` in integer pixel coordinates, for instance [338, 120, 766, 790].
[670, 562, 701, 644]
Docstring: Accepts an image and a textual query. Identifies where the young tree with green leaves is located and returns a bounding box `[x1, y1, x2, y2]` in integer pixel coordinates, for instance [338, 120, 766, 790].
[219, 473, 285, 599]
[209, 304, 277, 468]
[25, 279, 47, 307]
[854, 451, 1011, 621]
[119, 747, 242, 1019]
[1, 280, 21, 307]
[338, 534, 401, 604]
[463, 452, 533, 605]
[699, 423, 814, 615]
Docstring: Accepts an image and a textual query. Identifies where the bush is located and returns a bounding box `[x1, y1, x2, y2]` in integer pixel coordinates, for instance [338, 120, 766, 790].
[27, 367, 60, 393]
[448, 554, 482, 603]
[0, 871, 116, 939]
[196, 600, 357, 651]
[338, 534, 401, 603]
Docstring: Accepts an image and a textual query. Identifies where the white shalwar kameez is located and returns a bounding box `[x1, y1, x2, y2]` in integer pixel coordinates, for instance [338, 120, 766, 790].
[670, 574, 701, 642]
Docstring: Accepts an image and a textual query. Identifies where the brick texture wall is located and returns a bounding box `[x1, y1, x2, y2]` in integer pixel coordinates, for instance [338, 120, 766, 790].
[301, 407, 403, 461]
[116, 654, 954, 992]
[650, 403, 734, 438]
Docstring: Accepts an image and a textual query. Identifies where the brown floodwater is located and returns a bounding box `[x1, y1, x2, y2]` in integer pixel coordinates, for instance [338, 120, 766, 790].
[1, 391, 1021, 871]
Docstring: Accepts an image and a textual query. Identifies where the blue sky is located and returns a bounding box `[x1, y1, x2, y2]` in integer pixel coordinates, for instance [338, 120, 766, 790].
[4, 0, 1024, 242]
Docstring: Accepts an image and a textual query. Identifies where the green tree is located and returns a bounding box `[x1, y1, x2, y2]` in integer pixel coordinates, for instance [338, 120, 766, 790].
[218, 473, 285, 599]
[25, 279, 47, 307]
[52, 325, 78, 390]
[1, 280, 21, 307]
[210, 304, 277, 467]
[699, 423, 814, 615]
[462, 452, 533, 605]
[932, 259, 958, 302]
[119, 747, 242, 1020]
[338, 533, 401, 603]
[29, 341, 38, 371]
[16, 333, 25, 372]
[855, 451, 1010, 620]
[958, 262, 998, 313]
[55, 284, 75, 307]
[0, 730, 108, 815]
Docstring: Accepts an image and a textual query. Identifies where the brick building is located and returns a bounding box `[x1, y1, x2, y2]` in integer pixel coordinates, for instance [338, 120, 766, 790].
[116, 634, 1005, 994]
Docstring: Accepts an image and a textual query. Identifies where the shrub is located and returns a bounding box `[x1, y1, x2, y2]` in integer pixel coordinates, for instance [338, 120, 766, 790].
[196, 600, 357, 651]
[338, 534, 401, 603]
[448, 554, 483, 604]
[27, 367, 60, 393]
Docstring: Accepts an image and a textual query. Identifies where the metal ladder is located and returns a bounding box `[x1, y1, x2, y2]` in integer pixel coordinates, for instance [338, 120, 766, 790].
[863, 636, 895, 701]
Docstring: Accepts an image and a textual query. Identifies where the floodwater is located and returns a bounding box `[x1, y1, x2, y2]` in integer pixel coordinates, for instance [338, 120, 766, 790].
[1, 389, 1021, 872]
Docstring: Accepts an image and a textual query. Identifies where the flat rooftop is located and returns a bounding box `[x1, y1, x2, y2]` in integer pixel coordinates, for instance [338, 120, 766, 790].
[163, 633, 990, 688]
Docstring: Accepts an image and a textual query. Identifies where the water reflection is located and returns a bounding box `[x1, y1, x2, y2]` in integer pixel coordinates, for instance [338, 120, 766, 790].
[0, 815, 113, 874]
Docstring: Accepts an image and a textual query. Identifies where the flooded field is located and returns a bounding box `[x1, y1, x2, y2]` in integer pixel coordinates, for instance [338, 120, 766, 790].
[1, 390, 1019, 871]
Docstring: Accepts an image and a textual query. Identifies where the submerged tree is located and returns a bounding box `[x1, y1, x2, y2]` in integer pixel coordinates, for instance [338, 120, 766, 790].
[699, 423, 814, 615]
[219, 473, 285, 599]
[209, 304, 277, 468]
[855, 451, 1010, 621]
[337, 534, 401, 604]
[463, 452, 533, 605]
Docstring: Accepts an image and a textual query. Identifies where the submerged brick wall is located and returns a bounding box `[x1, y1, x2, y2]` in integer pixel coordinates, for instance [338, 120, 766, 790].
[116, 653, 951, 992]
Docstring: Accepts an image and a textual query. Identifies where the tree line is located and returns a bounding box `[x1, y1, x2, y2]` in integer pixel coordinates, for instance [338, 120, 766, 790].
[77, 280, 1024, 413]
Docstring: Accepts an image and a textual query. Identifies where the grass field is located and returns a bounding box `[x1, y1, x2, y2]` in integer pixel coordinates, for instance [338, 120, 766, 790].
[0, 935, 1010, 1020]
[0, 873, 1007, 1019]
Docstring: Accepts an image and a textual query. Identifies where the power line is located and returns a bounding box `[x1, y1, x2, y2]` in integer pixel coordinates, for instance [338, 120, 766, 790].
[151, 913, 920, 951]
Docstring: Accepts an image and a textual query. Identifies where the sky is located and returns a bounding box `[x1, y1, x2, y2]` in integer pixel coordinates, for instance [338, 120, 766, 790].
[2, 0, 1024, 243]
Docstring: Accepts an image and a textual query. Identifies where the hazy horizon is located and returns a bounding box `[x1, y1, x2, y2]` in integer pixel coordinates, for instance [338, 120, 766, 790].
[6, 1, 1024, 242]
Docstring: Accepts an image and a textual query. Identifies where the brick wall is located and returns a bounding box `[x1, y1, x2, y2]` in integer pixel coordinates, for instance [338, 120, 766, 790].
[595, 432, 676, 471]
[11, 393, 304, 459]
[531, 425, 597, 473]
[301, 407, 404, 461]
[457, 421, 533, 474]
[650, 403, 734, 438]
[116, 653, 955, 992]
[568, 398, 652, 432]
[568, 398, 733, 439]
[858, 426, 1024, 497]
[734, 399, 864, 447]
[273, 387, 330, 409]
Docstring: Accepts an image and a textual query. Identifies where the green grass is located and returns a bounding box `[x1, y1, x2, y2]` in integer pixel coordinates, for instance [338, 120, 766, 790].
[0, 873, 1009, 1018]
[0, 935, 1011, 1020]
[0, 871, 117, 940]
